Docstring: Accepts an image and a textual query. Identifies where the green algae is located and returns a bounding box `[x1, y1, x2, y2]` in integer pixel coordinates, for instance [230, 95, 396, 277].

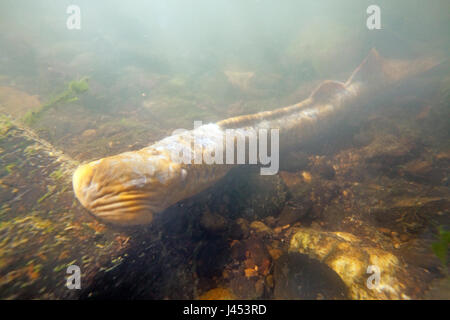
[53, 264, 69, 273]
[432, 226, 450, 267]
[4, 163, 16, 174]
[0, 117, 13, 135]
[37, 189, 53, 204]
[69, 78, 89, 94]
[50, 168, 64, 180]
[22, 77, 90, 126]
[24, 145, 37, 155]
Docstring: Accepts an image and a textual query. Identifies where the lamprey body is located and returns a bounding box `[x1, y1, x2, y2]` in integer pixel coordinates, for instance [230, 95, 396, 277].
[73, 49, 436, 225]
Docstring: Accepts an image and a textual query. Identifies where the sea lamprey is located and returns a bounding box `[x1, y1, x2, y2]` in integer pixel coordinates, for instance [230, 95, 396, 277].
[72, 49, 437, 226]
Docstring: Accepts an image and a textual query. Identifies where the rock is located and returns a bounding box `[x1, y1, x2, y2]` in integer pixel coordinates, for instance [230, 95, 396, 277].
[196, 239, 230, 279]
[279, 170, 313, 201]
[399, 234, 409, 242]
[229, 218, 249, 239]
[301, 171, 312, 183]
[436, 151, 450, 161]
[424, 277, 450, 300]
[250, 221, 272, 235]
[228, 273, 263, 300]
[279, 171, 303, 189]
[273, 252, 349, 300]
[404, 159, 433, 175]
[273, 227, 283, 234]
[197, 288, 236, 300]
[268, 248, 283, 260]
[217, 167, 287, 220]
[200, 210, 228, 233]
[279, 151, 309, 172]
[266, 275, 274, 288]
[314, 163, 336, 180]
[244, 268, 258, 278]
[392, 197, 444, 208]
[263, 216, 277, 227]
[363, 133, 415, 165]
[81, 129, 96, 138]
[289, 228, 410, 299]
[226, 238, 271, 299]
[230, 240, 246, 261]
[243, 238, 271, 277]
[277, 204, 311, 226]
[401, 159, 434, 180]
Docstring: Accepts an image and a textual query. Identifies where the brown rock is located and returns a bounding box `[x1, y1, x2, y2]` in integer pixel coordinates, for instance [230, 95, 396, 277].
[268, 248, 283, 260]
[250, 221, 272, 235]
[81, 129, 96, 138]
[244, 268, 258, 278]
[266, 275, 274, 288]
[402, 159, 433, 177]
[314, 163, 336, 180]
[277, 204, 311, 226]
[273, 252, 349, 300]
[197, 288, 236, 300]
[279, 171, 303, 189]
[363, 133, 415, 165]
[230, 218, 250, 239]
[436, 151, 450, 161]
[200, 210, 228, 233]
[302, 171, 312, 183]
[273, 227, 282, 234]
[264, 216, 277, 227]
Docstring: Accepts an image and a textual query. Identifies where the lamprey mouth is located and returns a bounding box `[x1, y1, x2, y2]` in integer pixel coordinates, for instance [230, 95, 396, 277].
[72, 155, 159, 226]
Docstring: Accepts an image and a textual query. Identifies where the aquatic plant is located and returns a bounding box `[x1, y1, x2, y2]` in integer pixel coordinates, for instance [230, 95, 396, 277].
[22, 77, 89, 126]
[49, 168, 64, 180]
[69, 78, 89, 94]
[4, 163, 16, 174]
[0, 115, 14, 135]
[432, 226, 450, 267]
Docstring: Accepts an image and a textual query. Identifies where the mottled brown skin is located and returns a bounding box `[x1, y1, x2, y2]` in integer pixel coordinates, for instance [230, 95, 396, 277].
[73, 49, 437, 226]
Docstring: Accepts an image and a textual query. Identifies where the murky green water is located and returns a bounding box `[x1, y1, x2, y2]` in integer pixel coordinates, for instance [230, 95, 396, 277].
[0, 0, 449, 299]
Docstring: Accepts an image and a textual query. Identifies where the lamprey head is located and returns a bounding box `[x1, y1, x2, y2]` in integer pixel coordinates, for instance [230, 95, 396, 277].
[72, 149, 182, 226]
